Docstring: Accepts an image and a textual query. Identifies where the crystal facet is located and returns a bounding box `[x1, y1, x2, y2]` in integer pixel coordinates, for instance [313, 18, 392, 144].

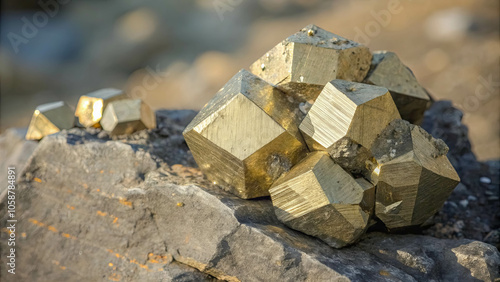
[75, 88, 126, 128]
[249, 24, 372, 102]
[100, 99, 156, 135]
[300, 79, 401, 152]
[364, 51, 431, 124]
[371, 119, 460, 230]
[270, 151, 375, 248]
[183, 70, 307, 199]
[26, 101, 74, 140]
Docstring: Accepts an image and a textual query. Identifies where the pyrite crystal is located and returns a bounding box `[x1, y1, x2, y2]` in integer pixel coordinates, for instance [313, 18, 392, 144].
[249, 24, 372, 102]
[184, 24, 460, 247]
[26, 101, 74, 140]
[371, 119, 460, 230]
[270, 151, 375, 248]
[299, 80, 400, 151]
[100, 99, 156, 135]
[183, 70, 307, 199]
[75, 88, 126, 128]
[364, 51, 431, 124]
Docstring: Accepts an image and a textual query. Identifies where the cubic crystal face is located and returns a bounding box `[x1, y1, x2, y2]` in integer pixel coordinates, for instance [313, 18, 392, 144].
[100, 99, 156, 135]
[364, 51, 431, 124]
[300, 80, 401, 152]
[270, 151, 375, 248]
[249, 24, 372, 102]
[26, 101, 74, 140]
[75, 88, 126, 128]
[183, 70, 307, 199]
[371, 119, 460, 230]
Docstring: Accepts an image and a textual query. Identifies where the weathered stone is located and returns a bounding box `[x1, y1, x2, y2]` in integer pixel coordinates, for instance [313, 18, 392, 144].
[364, 51, 431, 124]
[0, 128, 37, 201]
[371, 119, 460, 230]
[270, 151, 375, 248]
[300, 80, 400, 152]
[183, 70, 307, 199]
[1, 118, 498, 281]
[26, 101, 74, 140]
[249, 24, 372, 102]
[101, 99, 156, 135]
[75, 88, 126, 128]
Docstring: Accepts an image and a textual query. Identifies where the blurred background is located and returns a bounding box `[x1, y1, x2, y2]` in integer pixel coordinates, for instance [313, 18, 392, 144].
[1, 0, 498, 160]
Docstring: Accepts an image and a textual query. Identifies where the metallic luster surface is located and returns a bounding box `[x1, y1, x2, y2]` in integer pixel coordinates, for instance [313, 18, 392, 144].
[100, 99, 156, 135]
[183, 70, 307, 199]
[364, 51, 431, 124]
[26, 101, 74, 140]
[249, 24, 372, 102]
[371, 119, 460, 230]
[269, 151, 375, 248]
[300, 79, 401, 152]
[75, 88, 126, 128]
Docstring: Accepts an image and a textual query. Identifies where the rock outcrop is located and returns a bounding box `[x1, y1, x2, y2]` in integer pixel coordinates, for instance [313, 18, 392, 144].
[0, 109, 498, 281]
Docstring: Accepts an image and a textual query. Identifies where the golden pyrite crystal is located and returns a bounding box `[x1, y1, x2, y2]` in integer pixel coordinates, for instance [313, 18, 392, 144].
[184, 24, 460, 247]
[26, 101, 74, 140]
[100, 99, 156, 136]
[75, 88, 126, 128]
[364, 51, 431, 124]
[249, 24, 372, 102]
[270, 151, 374, 248]
[299, 80, 400, 151]
[371, 119, 460, 230]
[183, 70, 307, 199]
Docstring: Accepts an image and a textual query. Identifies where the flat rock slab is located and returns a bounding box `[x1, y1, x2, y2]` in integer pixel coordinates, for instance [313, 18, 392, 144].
[0, 110, 499, 281]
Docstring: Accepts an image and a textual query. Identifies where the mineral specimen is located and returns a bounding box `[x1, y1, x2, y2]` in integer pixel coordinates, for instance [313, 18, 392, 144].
[299, 79, 400, 151]
[249, 24, 372, 102]
[270, 151, 375, 248]
[364, 51, 431, 124]
[183, 70, 307, 199]
[183, 25, 460, 247]
[371, 119, 460, 230]
[26, 101, 74, 140]
[100, 99, 156, 135]
[75, 88, 126, 128]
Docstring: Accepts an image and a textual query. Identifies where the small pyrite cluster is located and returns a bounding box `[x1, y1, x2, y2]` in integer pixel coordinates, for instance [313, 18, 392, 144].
[184, 24, 460, 248]
[25, 88, 155, 140]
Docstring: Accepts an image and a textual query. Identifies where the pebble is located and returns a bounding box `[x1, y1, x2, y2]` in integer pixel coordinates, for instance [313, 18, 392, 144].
[467, 195, 477, 201]
[479, 177, 491, 184]
[459, 199, 468, 208]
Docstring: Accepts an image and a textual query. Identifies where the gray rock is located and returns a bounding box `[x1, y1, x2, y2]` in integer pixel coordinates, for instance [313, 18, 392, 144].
[0, 128, 37, 201]
[0, 111, 498, 281]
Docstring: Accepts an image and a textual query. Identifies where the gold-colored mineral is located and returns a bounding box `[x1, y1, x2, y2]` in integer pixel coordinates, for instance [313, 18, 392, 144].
[299, 79, 400, 152]
[269, 151, 375, 248]
[364, 51, 431, 124]
[183, 69, 307, 199]
[100, 99, 156, 135]
[26, 101, 74, 140]
[371, 119, 460, 230]
[75, 88, 126, 128]
[249, 24, 372, 102]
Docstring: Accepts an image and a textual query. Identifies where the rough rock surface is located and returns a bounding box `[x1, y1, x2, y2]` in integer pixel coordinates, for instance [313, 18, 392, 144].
[0, 108, 499, 281]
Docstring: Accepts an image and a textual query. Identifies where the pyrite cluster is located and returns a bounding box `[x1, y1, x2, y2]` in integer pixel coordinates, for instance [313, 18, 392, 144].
[26, 88, 155, 140]
[184, 25, 460, 248]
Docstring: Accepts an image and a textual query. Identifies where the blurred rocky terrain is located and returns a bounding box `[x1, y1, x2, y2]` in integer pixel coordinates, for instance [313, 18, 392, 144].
[1, 0, 499, 160]
[0, 103, 499, 281]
